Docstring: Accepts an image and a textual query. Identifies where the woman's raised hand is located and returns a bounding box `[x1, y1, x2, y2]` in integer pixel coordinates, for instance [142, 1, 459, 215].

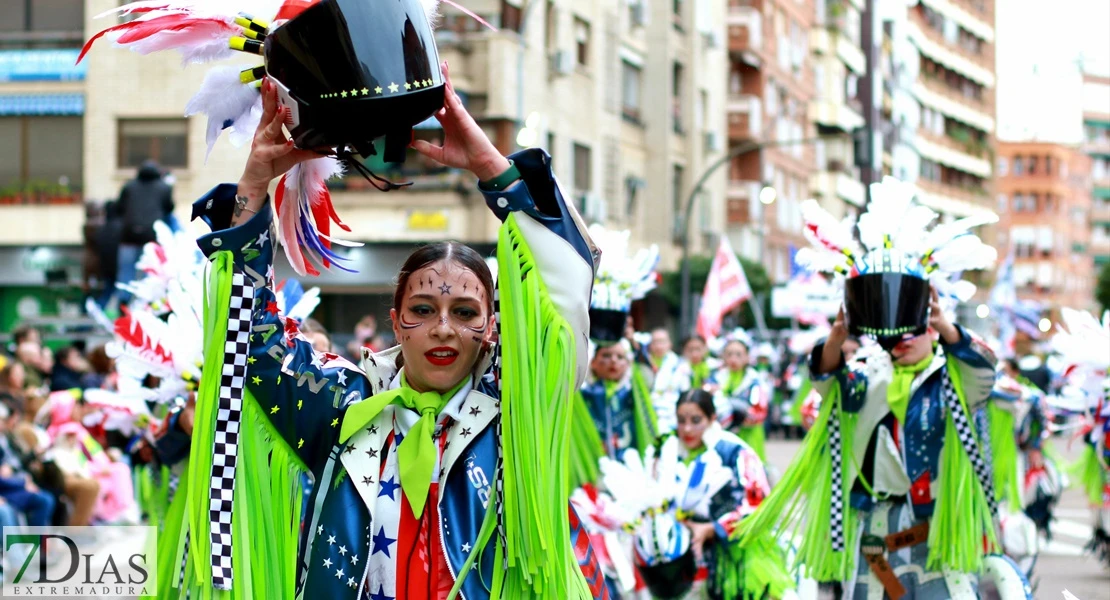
[237, 79, 318, 203]
[411, 62, 511, 182]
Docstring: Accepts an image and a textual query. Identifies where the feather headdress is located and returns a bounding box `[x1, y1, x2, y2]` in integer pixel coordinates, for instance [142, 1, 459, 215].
[1052, 308, 1109, 409]
[586, 225, 659, 342]
[796, 176, 998, 292]
[79, 0, 492, 276]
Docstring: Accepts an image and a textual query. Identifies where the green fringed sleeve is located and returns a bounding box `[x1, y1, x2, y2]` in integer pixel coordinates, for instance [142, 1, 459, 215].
[569, 392, 605, 491]
[495, 214, 592, 598]
[631, 365, 660, 457]
[1070, 445, 1105, 506]
[925, 356, 999, 574]
[988, 402, 1023, 512]
[734, 383, 859, 582]
[170, 251, 307, 599]
[715, 530, 794, 600]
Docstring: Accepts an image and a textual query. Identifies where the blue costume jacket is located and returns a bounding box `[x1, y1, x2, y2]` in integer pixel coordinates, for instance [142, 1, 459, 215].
[809, 327, 997, 520]
[191, 149, 607, 599]
[580, 380, 637, 459]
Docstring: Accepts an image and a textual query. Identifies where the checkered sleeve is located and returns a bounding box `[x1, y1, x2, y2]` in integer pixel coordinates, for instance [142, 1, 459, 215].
[941, 324, 998, 411]
[192, 184, 371, 471]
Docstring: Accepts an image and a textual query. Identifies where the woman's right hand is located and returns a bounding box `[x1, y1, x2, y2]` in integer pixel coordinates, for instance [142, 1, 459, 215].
[817, 307, 849, 375]
[236, 79, 317, 206]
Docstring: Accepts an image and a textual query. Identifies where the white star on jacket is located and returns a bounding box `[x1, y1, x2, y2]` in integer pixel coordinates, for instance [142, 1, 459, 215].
[337, 369, 348, 385]
[256, 230, 269, 247]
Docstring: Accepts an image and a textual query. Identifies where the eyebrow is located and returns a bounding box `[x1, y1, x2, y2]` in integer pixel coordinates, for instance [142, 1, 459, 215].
[407, 293, 483, 303]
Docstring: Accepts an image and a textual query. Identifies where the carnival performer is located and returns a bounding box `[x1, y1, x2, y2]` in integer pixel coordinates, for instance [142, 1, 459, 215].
[679, 335, 718, 392]
[736, 178, 1034, 599]
[638, 327, 687, 434]
[570, 226, 660, 489]
[1052, 308, 1110, 567]
[709, 332, 772, 459]
[672, 389, 790, 599]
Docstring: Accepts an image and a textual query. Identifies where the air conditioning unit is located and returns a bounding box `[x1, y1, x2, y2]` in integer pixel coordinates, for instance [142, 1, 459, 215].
[550, 50, 574, 76]
[704, 130, 723, 153]
[703, 30, 721, 49]
[578, 192, 607, 224]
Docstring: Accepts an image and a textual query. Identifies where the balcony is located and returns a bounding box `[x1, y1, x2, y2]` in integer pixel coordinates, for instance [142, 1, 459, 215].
[727, 94, 763, 142]
[916, 133, 992, 179]
[728, 2, 763, 66]
[0, 203, 85, 245]
[810, 171, 866, 208]
[726, 180, 761, 225]
[809, 99, 864, 133]
[915, 178, 993, 219]
[810, 28, 865, 75]
[914, 78, 994, 133]
[906, 21, 994, 88]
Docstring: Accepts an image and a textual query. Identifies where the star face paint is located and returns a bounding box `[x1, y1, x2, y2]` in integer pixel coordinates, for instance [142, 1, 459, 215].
[392, 260, 492, 393]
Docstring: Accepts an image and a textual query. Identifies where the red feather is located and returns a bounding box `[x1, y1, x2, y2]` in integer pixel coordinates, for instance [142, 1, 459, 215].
[325, 192, 352, 232]
[310, 188, 333, 268]
[78, 14, 232, 62]
[275, 0, 319, 21]
[113, 308, 174, 366]
[275, 174, 287, 213]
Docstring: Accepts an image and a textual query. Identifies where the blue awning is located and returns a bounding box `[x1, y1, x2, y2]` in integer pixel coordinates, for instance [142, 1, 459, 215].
[0, 94, 84, 116]
[0, 50, 86, 82]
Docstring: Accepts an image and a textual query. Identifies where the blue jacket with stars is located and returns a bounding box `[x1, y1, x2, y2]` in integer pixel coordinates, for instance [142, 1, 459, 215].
[808, 327, 998, 520]
[191, 148, 608, 600]
[580, 380, 637, 460]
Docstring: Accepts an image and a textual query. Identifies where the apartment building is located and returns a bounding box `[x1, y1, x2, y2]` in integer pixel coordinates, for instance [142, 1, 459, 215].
[1082, 71, 1110, 272]
[996, 142, 1095, 310]
[906, 0, 996, 221]
[727, 0, 817, 283]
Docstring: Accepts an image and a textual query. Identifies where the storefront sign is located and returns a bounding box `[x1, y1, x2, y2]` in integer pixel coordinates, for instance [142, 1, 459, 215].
[0, 49, 86, 82]
[406, 210, 449, 231]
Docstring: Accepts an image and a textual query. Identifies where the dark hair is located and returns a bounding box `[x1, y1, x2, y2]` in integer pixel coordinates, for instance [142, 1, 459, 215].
[87, 345, 113, 375]
[680, 335, 707, 350]
[676, 388, 716, 419]
[393, 242, 494, 314]
[55, 346, 81, 365]
[12, 325, 38, 346]
[723, 338, 750, 352]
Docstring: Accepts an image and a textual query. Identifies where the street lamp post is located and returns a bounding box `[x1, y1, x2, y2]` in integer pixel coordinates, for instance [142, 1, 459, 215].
[677, 135, 844, 336]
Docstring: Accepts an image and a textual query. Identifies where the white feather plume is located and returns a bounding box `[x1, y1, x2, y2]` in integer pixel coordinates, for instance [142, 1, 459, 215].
[800, 200, 860, 258]
[927, 234, 997, 274]
[185, 65, 262, 160]
[588, 225, 660, 312]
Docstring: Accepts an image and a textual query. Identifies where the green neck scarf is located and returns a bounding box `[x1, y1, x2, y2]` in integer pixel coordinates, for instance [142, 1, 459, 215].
[340, 372, 468, 518]
[725, 368, 745, 396]
[887, 355, 933, 423]
[691, 361, 710, 389]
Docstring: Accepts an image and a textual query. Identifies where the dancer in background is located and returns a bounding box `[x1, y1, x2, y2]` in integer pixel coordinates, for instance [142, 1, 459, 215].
[709, 331, 772, 460]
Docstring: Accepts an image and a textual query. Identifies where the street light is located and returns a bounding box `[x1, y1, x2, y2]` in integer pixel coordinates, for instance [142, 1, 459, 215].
[976, 304, 990, 319]
[1038, 317, 1052, 333]
[676, 134, 847, 335]
[759, 186, 777, 205]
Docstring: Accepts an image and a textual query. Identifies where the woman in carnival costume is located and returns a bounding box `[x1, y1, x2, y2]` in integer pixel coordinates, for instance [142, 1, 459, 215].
[571, 390, 791, 600]
[570, 227, 661, 489]
[1052, 308, 1110, 566]
[635, 327, 687, 435]
[708, 330, 773, 460]
[734, 178, 1033, 599]
[83, 1, 611, 598]
[679, 335, 719, 393]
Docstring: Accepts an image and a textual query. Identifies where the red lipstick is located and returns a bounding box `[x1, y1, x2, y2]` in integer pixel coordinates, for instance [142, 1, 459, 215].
[425, 347, 459, 366]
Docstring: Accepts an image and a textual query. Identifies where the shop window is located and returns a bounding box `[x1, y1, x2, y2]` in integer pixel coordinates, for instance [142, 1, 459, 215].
[118, 119, 188, 169]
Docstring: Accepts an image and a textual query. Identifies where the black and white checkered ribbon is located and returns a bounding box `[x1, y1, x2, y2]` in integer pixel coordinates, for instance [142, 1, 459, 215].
[940, 371, 998, 517]
[492, 285, 508, 557]
[208, 274, 253, 589]
[828, 403, 846, 552]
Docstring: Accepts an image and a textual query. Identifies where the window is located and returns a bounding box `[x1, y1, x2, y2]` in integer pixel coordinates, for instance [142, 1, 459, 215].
[996, 194, 1008, 212]
[1012, 156, 1024, 175]
[0, 0, 84, 48]
[621, 60, 643, 122]
[118, 119, 188, 168]
[1044, 155, 1053, 176]
[500, 0, 523, 31]
[997, 157, 1008, 176]
[672, 164, 685, 226]
[572, 143, 591, 192]
[1027, 156, 1037, 175]
[0, 115, 83, 203]
[544, 1, 556, 53]
[672, 62, 685, 134]
[672, 0, 684, 30]
[574, 18, 590, 66]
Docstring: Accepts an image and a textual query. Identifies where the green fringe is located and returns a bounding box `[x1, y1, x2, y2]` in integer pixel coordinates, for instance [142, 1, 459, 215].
[150, 471, 190, 599]
[734, 383, 859, 582]
[715, 532, 793, 600]
[568, 392, 605, 491]
[1069, 445, 1105, 506]
[495, 214, 591, 598]
[789, 379, 812, 428]
[738, 425, 766, 461]
[168, 251, 307, 599]
[630, 365, 659, 457]
[925, 356, 998, 574]
[988, 402, 1022, 512]
[137, 464, 171, 524]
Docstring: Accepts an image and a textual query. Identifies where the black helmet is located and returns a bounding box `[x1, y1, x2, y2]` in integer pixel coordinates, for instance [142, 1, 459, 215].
[264, 0, 445, 162]
[845, 271, 931, 351]
[638, 550, 697, 599]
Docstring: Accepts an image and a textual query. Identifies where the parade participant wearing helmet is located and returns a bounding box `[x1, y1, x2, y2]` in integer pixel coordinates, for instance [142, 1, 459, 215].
[708, 330, 773, 460]
[734, 178, 1032, 599]
[569, 226, 661, 489]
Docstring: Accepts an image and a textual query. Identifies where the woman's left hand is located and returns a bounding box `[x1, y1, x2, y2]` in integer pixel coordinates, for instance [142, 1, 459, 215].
[411, 62, 511, 181]
[684, 521, 716, 562]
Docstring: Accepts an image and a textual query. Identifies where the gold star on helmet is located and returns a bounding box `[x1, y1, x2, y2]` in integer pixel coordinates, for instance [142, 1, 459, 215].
[374, 86, 383, 95]
[425, 79, 432, 87]
[351, 89, 359, 97]
[412, 80, 422, 88]
[340, 90, 348, 98]
[361, 87, 370, 96]
[404, 82, 412, 90]
[388, 82, 399, 93]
